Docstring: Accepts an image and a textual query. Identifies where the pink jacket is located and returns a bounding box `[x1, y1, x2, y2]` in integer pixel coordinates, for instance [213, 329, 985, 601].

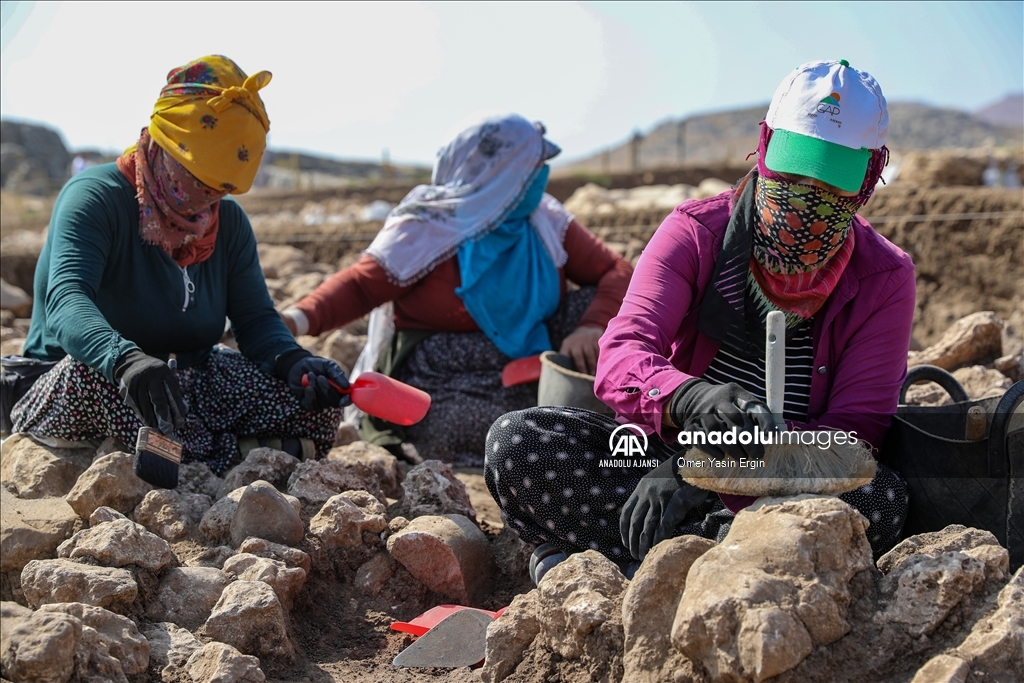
[596, 191, 916, 455]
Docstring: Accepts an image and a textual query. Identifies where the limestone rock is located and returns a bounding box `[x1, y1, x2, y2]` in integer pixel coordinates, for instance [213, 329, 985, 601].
[386, 514, 495, 604]
[0, 433, 91, 498]
[230, 480, 304, 547]
[881, 551, 988, 637]
[952, 364, 1012, 400]
[257, 243, 312, 280]
[327, 440, 403, 498]
[482, 551, 628, 683]
[57, 516, 178, 572]
[0, 488, 79, 573]
[354, 552, 395, 596]
[879, 524, 1009, 582]
[672, 496, 874, 683]
[200, 486, 245, 543]
[482, 591, 543, 683]
[140, 621, 203, 682]
[0, 278, 32, 318]
[908, 311, 1003, 370]
[395, 460, 476, 521]
[0, 600, 80, 683]
[133, 489, 212, 542]
[65, 451, 152, 518]
[186, 641, 265, 683]
[622, 535, 716, 683]
[318, 329, 365, 374]
[203, 580, 295, 661]
[21, 559, 137, 610]
[146, 566, 231, 629]
[88, 506, 125, 526]
[38, 601, 149, 679]
[236, 537, 312, 574]
[952, 567, 1023, 677]
[220, 448, 299, 498]
[286, 458, 386, 513]
[188, 545, 235, 569]
[222, 553, 306, 611]
[333, 422, 361, 447]
[309, 489, 387, 549]
[910, 654, 969, 683]
[177, 461, 224, 500]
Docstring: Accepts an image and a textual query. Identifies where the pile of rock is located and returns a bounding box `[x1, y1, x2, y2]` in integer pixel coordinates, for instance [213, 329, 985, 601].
[1, 433, 499, 681]
[562, 178, 732, 215]
[483, 497, 1022, 683]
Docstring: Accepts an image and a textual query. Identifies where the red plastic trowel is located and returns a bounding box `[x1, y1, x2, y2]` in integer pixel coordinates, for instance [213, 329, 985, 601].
[302, 371, 431, 425]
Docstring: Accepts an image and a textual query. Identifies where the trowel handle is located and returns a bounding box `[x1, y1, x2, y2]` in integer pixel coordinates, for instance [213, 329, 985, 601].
[765, 310, 786, 428]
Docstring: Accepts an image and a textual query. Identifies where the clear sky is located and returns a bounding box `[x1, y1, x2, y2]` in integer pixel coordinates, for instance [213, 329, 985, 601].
[1, 1, 1021, 165]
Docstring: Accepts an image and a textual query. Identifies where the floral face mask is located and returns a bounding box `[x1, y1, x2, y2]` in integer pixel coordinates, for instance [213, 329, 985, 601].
[752, 177, 859, 273]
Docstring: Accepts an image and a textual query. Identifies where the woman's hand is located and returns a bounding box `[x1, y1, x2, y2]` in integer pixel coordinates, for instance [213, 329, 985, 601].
[559, 325, 603, 375]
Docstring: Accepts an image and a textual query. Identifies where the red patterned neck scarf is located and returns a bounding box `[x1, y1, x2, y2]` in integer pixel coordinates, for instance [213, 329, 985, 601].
[749, 175, 857, 319]
[116, 129, 225, 266]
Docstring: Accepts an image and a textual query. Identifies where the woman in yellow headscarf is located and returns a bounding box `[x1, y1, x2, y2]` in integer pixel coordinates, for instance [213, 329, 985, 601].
[7, 56, 349, 476]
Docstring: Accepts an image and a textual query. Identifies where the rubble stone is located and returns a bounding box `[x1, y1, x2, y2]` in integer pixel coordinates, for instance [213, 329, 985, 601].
[39, 601, 149, 679]
[188, 545, 235, 569]
[176, 460, 223, 499]
[952, 567, 1023, 676]
[236, 537, 312, 574]
[133, 488, 212, 541]
[230, 480, 304, 547]
[0, 600, 80, 683]
[200, 486, 245, 543]
[672, 496, 874, 682]
[327, 440, 403, 498]
[203, 580, 295, 661]
[910, 654, 969, 683]
[908, 311, 1003, 370]
[622, 535, 716, 683]
[220, 447, 300, 498]
[387, 514, 496, 604]
[140, 621, 203, 682]
[57, 515, 178, 572]
[882, 552, 988, 637]
[0, 278, 32, 317]
[146, 566, 232, 629]
[0, 433, 91, 498]
[879, 524, 1009, 581]
[309, 489, 387, 549]
[354, 553, 395, 596]
[394, 460, 476, 521]
[21, 559, 137, 610]
[286, 458, 386, 513]
[481, 591, 542, 683]
[64, 451, 152, 518]
[222, 553, 306, 610]
[0, 488, 79, 573]
[186, 641, 266, 683]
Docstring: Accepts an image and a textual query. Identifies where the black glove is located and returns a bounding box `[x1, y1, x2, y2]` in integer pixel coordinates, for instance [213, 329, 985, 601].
[114, 350, 187, 434]
[276, 349, 351, 411]
[619, 457, 709, 560]
[669, 379, 774, 460]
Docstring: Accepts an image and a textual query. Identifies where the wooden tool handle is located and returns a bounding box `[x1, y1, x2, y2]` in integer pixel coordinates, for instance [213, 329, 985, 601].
[765, 311, 786, 428]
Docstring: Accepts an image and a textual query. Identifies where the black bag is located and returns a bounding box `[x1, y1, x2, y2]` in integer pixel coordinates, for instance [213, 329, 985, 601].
[879, 365, 1024, 571]
[0, 355, 60, 436]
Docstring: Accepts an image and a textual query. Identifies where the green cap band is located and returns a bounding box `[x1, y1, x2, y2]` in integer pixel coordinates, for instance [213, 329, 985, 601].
[764, 129, 870, 193]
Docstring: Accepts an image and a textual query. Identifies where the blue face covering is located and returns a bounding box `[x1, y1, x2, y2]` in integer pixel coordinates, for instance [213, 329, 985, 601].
[455, 165, 561, 359]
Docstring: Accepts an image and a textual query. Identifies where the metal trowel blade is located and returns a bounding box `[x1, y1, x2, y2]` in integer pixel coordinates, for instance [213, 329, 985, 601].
[393, 608, 494, 668]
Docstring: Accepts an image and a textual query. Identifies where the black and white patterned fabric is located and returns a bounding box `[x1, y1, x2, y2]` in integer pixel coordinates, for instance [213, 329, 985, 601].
[11, 347, 340, 475]
[485, 406, 909, 561]
[395, 287, 594, 467]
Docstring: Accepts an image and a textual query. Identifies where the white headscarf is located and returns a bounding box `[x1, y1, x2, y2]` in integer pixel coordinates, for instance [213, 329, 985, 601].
[366, 112, 570, 286]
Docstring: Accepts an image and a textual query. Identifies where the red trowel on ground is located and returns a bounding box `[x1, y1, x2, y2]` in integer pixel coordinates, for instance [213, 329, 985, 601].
[391, 605, 508, 668]
[302, 371, 431, 425]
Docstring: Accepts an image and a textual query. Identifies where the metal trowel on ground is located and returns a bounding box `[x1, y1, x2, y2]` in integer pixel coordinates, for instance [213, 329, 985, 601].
[392, 608, 494, 668]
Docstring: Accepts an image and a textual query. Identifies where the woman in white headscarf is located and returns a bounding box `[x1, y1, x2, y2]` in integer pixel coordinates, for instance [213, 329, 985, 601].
[281, 113, 633, 465]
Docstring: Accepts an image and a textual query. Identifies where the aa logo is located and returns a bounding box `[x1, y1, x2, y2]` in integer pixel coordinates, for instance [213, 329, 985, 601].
[608, 424, 648, 457]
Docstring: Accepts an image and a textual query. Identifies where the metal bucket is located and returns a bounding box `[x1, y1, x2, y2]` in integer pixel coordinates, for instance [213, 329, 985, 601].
[537, 351, 613, 415]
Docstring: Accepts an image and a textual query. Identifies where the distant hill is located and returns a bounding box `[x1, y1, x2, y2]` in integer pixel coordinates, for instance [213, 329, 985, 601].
[974, 94, 1023, 129]
[562, 100, 1024, 174]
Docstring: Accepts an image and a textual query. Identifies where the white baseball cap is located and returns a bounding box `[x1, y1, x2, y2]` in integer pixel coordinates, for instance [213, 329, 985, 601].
[764, 60, 888, 193]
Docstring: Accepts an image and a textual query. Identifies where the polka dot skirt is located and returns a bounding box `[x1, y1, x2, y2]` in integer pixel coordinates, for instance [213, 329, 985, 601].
[485, 407, 910, 561]
[11, 349, 341, 475]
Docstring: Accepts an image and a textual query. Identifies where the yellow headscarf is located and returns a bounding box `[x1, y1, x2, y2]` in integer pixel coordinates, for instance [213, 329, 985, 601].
[148, 55, 271, 194]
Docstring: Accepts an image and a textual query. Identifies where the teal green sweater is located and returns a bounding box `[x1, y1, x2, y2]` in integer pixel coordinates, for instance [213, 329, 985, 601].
[24, 163, 301, 382]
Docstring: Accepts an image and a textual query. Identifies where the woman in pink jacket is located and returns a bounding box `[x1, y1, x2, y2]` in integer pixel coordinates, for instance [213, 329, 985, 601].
[485, 60, 916, 583]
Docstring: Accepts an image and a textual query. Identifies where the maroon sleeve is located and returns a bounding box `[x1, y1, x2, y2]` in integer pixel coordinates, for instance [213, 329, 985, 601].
[561, 220, 634, 329]
[294, 255, 409, 336]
